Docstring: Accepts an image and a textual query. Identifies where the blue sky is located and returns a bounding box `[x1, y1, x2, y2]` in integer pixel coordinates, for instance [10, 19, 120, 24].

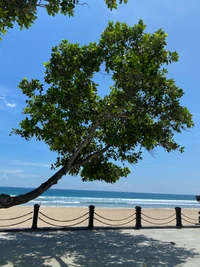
[0, 0, 200, 195]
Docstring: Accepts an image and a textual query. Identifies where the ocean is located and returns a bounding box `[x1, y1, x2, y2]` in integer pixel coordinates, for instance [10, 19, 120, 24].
[0, 186, 199, 209]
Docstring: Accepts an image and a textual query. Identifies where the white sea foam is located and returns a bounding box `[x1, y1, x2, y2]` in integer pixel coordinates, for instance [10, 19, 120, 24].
[24, 196, 199, 208]
[6, 188, 198, 208]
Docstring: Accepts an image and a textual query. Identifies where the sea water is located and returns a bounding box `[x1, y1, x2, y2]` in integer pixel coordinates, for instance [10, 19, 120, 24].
[0, 187, 199, 209]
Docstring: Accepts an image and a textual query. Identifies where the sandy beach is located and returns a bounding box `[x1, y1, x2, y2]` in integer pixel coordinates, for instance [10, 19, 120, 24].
[0, 206, 199, 229]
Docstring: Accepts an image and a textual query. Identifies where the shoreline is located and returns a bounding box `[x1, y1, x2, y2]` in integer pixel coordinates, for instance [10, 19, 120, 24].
[0, 185, 196, 196]
[21, 205, 200, 210]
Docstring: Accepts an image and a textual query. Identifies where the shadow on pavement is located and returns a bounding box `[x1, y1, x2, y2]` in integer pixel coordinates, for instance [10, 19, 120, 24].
[0, 229, 199, 267]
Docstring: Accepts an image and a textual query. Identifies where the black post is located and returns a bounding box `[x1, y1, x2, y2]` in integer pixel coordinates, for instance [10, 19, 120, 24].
[32, 204, 40, 229]
[175, 207, 182, 227]
[135, 206, 142, 228]
[88, 205, 95, 229]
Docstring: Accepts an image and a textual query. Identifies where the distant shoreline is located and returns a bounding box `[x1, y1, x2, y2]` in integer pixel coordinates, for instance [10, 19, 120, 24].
[0, 186, 196, 197]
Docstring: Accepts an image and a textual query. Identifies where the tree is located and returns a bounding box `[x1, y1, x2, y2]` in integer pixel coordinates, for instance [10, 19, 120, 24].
[0, 0, 128, 40]
[0, 20, 193, 208]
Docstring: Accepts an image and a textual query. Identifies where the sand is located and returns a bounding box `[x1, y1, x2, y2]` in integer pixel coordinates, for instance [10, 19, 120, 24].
[0, 206, 199, 229]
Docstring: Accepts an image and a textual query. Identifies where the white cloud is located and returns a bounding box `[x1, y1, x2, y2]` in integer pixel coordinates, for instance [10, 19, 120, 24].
[0, 169, 23, 174]
[15, 173, 40, 178]
[0, 90, 17, 109]
[0, 174, 8, 179]
[5, 103, 17, 108]
[10, 160, 50, 168]
[0, 168, 40, 178]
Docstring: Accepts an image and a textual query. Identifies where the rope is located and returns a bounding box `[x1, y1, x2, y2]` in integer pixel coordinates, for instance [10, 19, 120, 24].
[181, 213, 197, 222]
[39, 211, 89, 223]
[0, 211, 33, 221]
[141, 212, 175, 221]
[0, 217, 32, 227]
[142, 217, 176, 226]
[182, 217, 197, 225]
[38, 216, 88, 227]
[94, 212, 136, 222]
[94, 216, 136, 227]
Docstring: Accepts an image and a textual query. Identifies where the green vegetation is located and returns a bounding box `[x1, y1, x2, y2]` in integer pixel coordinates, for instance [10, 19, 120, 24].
[0, 0, 128, 39]
[0, 1, 193, 208]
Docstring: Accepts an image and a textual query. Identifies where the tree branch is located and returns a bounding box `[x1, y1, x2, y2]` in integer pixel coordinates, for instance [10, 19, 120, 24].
[66, 120, 100, 168]
[72, 145, 110, 169]
[36, 1, 91, 9]
[100, 112, 131, 121]
[0, 108, 132, 208]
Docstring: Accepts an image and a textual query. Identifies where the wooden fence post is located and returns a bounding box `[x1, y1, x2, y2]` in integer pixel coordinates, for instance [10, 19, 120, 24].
[135, 206, 142, 228]
[88, 205, 95, 229]
[32, 204, 40, 229]
[175, 207, 182, 227]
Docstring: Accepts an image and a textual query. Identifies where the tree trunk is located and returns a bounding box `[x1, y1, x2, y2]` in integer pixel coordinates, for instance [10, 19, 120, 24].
[0, 164, 69, 208]
[0, 121, 104, 208]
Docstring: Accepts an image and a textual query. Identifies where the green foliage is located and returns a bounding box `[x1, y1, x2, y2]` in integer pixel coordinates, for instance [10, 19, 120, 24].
[105, 0, 128, 9]
[12, 21, 194, 183]
[81, 160, 131, 183]
[0, 0, 128, 40]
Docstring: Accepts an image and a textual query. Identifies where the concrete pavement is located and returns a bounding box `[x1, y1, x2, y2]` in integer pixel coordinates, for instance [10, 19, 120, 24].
[0, 228, 199, 266]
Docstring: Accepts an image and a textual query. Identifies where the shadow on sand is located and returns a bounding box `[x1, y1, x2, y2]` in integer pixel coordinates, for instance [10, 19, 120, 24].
[0, 229, 199, 267]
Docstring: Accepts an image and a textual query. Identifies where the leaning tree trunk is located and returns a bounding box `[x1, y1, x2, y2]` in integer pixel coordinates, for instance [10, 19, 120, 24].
[0, 119, 106, 208]
[0, 164, 69, 208]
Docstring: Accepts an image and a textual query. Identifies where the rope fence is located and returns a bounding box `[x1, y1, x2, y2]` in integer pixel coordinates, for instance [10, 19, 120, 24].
[0, 204, 200, 230]
[94, 212, 136, 227]
[141, 213, 175, 221]
[0, 217, 33, 228]
[142, 216, 176, 226]
[94, 216, 136, 227]
[181, 213, 198, 225]
[0, 211, 33, 221]
[39, 216, 88, 227]
[181, 213, 197, 222]
[38, 211, 89, 227]
[140, 212, 176, 226]
[0, 211, 33, 228]
[39, 211, 89, 223]
[94, 212, 136, 222]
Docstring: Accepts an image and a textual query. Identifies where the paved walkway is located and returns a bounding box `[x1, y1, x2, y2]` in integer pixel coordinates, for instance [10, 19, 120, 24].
[0, 228, 199, 266]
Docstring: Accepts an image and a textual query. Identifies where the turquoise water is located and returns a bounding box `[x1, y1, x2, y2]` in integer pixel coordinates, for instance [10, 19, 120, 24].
[0, 187, 198, 209]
